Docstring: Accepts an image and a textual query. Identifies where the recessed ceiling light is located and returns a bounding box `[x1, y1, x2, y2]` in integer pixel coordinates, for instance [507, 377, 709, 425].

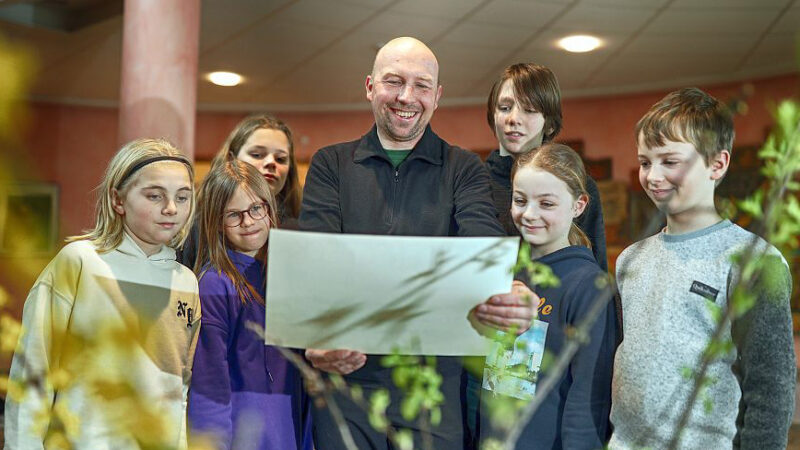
[207, 71, 243, 86]
[558, 35, 602, 53]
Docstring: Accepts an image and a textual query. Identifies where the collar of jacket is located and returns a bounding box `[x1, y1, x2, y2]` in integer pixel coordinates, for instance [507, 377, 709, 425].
[485, 149, 514, 185]
[353, 125, 443, 166]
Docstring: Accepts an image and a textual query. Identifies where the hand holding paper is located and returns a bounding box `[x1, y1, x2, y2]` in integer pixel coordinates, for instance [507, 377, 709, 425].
[305, 349, 367, 375]
[472, 280, 538, 335]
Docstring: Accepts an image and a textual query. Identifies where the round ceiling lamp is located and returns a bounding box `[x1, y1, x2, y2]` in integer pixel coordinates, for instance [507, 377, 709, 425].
[557, 35, 602, 53]
[207, 71, 243, 86]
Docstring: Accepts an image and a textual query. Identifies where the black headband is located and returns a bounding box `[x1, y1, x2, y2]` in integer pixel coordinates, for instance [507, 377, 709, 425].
[116, 156, 192, 189]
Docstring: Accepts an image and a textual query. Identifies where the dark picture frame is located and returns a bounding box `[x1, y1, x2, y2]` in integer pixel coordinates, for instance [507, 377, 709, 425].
[0, 183, 59, 255]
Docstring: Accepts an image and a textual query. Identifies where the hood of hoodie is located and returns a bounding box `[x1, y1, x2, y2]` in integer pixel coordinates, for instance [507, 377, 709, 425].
[115, 231, 177, 262]
[536, 245, 596, 269]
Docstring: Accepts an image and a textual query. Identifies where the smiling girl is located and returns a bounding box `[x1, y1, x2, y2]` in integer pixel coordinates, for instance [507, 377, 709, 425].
[479, 143, 618, 450]
[188, 159, 310, 450]
[5, 139, 201, 448]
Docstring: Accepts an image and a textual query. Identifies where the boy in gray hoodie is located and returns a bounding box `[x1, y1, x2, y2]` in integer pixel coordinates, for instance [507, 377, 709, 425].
[609, 87, 795, 450]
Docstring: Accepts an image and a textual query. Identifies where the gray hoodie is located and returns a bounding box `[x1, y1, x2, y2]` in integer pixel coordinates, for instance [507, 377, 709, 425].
[609, 220, 795, 450]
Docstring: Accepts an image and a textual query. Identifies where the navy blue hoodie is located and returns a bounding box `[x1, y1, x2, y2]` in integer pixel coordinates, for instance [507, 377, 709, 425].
[482, 245, 618, 450]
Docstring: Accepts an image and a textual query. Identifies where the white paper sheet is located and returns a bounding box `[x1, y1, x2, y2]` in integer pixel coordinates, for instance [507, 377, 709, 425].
[265, 229, 520, 355]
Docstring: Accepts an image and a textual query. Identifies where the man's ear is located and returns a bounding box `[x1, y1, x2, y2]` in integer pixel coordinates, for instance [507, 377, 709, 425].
[573, 193, 589, 218]
[365, 75, 374, 102]
[710, 149, 731, 181]
[433, 84, 443, 110]
[111, 188, 125, 215]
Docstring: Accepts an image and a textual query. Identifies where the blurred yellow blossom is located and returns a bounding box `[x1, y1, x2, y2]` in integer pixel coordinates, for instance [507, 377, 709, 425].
[53, 401, 81, 439]
[0, 375, 25, 402]
[1, 313, 22, 353]
[0, 285, 9, 309]
[47, 367, 71, 391]
[0, 33, 35, 141]
[43, 430, 70, 450]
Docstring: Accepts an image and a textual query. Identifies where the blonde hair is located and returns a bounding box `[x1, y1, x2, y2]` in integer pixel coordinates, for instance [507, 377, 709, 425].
[195, 159, 277, 305]
[67, 138, 194, 253]
[511, 143, 591, 248]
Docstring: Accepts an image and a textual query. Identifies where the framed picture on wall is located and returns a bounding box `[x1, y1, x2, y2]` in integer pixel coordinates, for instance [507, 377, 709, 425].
[0, 183, 59, 255]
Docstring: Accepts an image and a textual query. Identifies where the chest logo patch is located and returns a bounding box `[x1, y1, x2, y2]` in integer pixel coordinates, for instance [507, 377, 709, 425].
[690, 280, 719, 301]
[177, 300, 194, 328]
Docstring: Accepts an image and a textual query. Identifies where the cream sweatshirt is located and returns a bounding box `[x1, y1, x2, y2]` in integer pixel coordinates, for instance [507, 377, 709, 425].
[4, 233, 201, 449]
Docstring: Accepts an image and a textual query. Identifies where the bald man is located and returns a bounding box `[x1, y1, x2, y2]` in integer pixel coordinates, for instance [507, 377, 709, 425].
[299, 37, 505, 449]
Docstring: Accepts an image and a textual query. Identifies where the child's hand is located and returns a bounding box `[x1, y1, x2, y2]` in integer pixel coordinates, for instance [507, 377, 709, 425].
[470, 281, 538, 335]
[305, 348, 367, 374]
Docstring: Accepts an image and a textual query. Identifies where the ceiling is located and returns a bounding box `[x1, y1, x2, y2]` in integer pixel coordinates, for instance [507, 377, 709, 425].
[1, 0, 798, 111]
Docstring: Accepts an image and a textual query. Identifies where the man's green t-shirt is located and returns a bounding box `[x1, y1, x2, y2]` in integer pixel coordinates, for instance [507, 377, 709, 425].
[384, 149, 412, 168]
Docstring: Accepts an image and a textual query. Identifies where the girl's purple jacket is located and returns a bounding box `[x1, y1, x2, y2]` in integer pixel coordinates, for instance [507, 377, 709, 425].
[189, 250, 312, 450]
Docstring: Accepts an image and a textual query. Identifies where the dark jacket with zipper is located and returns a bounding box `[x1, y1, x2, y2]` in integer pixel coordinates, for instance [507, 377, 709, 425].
[299, 125, 505, 448]
[300, 125, 504, 237]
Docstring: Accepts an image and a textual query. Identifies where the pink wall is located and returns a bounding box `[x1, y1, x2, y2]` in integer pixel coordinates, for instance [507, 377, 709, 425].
[21, 103, 120, 237]
[198, 73, 800, 182]
[558, 75, 800, 181]
[14, 73, 800, 243]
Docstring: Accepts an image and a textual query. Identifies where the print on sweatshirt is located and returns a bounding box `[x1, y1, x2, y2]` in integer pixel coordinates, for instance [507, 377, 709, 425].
[483, 320, 549, 400]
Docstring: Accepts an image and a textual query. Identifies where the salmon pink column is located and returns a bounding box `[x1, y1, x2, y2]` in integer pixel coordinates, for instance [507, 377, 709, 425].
[118, 0, 200, 158]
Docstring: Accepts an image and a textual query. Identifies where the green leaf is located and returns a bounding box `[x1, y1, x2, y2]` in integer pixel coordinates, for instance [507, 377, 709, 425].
[784, 180, 800, 191]
[539, 350, 554, 373]
[706, 301, 722, 323]
[785, 196, 800, 221]
[776, 101, 800, 138]
[400, 394, 421, 421]
[703, 396, 714, 415]
[393, 429, 414, 450]
[350, 384, 363, 402]
[368, 389, 390, 431]
[529, 262, 561, 288]
[329, 374, 345, 390]
[512, 241, 532, 275]
[737, 190, 764, 219]
[481, 438, 505, 450]
[594, 273, 610, 290]
[430, 407, 441, 426]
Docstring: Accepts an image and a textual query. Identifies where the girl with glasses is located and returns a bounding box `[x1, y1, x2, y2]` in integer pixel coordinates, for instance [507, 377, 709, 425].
[178, 114, 301, 268]
[188, 159, 311, 450]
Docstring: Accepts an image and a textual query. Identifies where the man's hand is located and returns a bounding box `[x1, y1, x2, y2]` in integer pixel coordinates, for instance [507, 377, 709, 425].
[305, 349, 367, 375]
[471, 280, 538, 335]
